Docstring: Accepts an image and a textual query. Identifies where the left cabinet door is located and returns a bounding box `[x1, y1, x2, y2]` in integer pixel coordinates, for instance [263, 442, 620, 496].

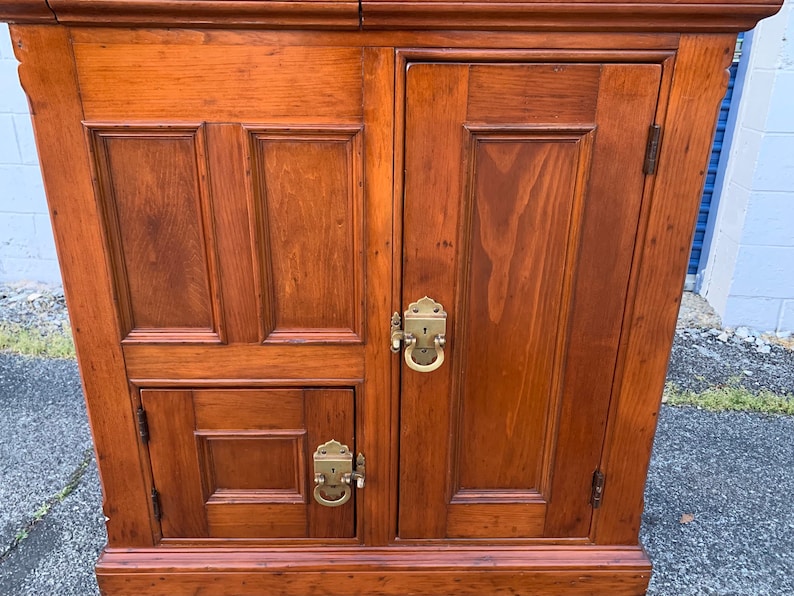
[141, 388, 356, 539]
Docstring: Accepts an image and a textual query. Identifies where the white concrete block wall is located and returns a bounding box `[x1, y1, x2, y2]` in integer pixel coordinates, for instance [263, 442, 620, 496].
[0, 24, 60, 284]
[700, 0, 794, 332]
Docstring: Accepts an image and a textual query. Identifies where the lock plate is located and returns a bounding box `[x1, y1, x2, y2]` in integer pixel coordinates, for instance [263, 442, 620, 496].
[312, 440, 354, 507]
[403, 296, 447, 365]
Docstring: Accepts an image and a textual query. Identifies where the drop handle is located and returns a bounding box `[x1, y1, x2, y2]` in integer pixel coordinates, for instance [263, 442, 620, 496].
[391, 296, 447, 373]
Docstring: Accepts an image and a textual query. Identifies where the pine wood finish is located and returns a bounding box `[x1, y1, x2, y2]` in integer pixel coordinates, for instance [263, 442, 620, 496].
[398, 60, 660, 541]
[1, 0, 781, 594]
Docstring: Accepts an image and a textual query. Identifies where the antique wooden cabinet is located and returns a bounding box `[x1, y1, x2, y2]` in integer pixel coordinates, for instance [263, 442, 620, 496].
[0, 0, 781, 593]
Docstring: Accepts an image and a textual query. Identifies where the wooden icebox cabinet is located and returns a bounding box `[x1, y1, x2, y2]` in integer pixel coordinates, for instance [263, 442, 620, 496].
[0, 0, 781, 593]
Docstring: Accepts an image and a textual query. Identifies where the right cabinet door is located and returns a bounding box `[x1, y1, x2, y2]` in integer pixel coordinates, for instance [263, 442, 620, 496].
[398, 61, 662, 540]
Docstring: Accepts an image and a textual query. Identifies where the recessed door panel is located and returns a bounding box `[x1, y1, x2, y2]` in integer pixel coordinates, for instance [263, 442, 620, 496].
[89, 125, 222, 343]
[398, 62, 661, 540]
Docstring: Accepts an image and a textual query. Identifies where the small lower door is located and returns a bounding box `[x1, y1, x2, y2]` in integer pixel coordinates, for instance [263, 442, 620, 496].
[398, 61, 661, 539]
[142, 388, 356, 539]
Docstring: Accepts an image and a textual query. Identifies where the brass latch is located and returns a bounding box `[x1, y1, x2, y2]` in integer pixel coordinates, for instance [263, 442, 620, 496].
[391, 296, 447, 373]
[312, 440, 365, 507]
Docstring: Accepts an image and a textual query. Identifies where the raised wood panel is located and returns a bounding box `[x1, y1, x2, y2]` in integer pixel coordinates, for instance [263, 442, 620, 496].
[249, 127, 364, 343]
[74, 44, 363, 122]
[454, 129, 593, 498]
[467, 64, 600, 124]
[199, 433, 305, 495]
[88, 125, 222, 343]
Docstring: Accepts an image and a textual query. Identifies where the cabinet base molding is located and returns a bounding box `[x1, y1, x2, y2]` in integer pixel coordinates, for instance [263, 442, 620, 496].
[97, 546, 651, 595]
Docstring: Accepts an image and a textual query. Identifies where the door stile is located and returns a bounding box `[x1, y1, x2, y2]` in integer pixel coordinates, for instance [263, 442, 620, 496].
[361, 47, 397, 547]
[542, 64, 663, 538]
[398, 63, 471, 539]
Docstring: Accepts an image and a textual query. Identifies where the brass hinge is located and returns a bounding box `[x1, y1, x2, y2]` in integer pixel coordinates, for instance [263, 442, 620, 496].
[151, 488, 162, 521]
[591, 470, 605, 509]
[136, 407, 149, 444]
[643, 124, 662, 175]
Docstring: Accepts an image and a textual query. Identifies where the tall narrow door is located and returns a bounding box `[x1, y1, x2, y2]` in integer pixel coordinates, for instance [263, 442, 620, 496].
[398, 61, 662, 539]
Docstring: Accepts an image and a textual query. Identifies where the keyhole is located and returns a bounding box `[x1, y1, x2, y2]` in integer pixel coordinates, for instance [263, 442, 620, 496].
[423, 327, 428, 335]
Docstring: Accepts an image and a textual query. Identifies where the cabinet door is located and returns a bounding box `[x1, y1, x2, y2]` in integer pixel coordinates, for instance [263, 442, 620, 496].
[398, 62, 661, 539]
[141, 388, 355, 539]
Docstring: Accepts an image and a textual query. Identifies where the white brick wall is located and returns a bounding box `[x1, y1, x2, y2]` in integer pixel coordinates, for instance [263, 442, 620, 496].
[0, 24, 60, 283]
[700, 0, 794, 332]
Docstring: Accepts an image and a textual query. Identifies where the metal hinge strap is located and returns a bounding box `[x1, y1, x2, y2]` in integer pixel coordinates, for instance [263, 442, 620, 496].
[591, 470, 605, 509]
[151, 488, 162, 521]
[644, 124, 662, 175]
[136, 407, 149, 444]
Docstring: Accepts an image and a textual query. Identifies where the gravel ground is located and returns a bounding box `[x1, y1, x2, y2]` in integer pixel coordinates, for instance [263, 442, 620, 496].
[0, 285, 792, 595]
[643, 407, 794, 595]
[0, 282, 71, 335]
[0, 355, 93, 549]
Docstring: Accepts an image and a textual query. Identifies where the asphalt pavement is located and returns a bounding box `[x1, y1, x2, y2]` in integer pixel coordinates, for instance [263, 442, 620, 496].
[0, 346, 792, 595]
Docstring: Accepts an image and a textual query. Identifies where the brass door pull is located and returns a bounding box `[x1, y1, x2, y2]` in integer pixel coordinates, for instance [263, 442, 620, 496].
[391, 296, 447, 373]
[312, 440, 365, 507]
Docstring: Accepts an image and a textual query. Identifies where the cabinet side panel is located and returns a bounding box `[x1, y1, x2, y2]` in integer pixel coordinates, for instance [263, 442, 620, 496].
[595, 34, 736, 544]
[10, 24, 154, 547]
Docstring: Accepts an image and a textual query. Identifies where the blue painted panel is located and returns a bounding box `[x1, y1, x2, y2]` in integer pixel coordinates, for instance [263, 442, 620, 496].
[688, 36, 742, 274]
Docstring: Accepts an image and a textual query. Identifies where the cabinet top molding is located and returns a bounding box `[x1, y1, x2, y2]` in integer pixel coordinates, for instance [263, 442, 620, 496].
[0, 0, 782, 31]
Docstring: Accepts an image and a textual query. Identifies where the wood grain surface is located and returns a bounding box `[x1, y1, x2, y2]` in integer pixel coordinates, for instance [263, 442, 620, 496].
[142, 388, 355, 539]
[7, 11, 780, 596]
[595, 33, 738, 545]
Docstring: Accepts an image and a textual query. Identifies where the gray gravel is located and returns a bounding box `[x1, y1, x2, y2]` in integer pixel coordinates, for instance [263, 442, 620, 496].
[0, 282, 70, 334]
[643, 407, 794, 595]
[0, 459, 104, 596]
[669, 328, 794, 396]
[0, 355, 94, 549]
